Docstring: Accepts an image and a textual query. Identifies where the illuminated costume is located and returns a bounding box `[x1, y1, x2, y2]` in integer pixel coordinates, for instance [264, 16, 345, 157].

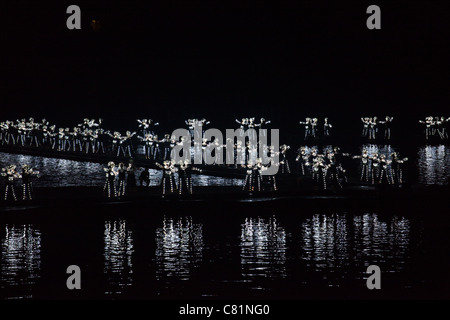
[21, 165, 39, 200]
[198, 119, 210, 140]
[0, 121, 10, 145]
[70, 127, 82, 151]
[186, 118, 209, 141]
[353, 149, 371, 183]
[1, 165, 21, 201]
[247, 117, 257, 141]
[370, 153, 380, 184]
[103, 161, 118, 198]
[311, 155, 329, 190]
[152, 135, 161, 160]
[81, 129, 93, 153]
[379, 116, 393, 140]
[234, 140, 245, 167]
[419, 117, 434, 140]
[391, 152, 408, 184]
[117, 163, 127, 197]
[89, 129, 98, 153]
[201, 138, 208, 164]
[299, 118, 312, 140]
[147, 119, 159, 135]
[138, 119, 159, 136]
[325, 151, 343, 189]
[361, 117, 369, 138]
[29, 120, 42, 147]
[256, 118, 271, 137]
[278, 144, 291, 174]
[120, 131, 136, 157]
[138, 119, 149, 135]
[242, 162, 261, 193]
[235, 118, 249, 130]
[323, 118, 332, 137]
[137, 133, 154, 159]
[435, 117, 450, 140]
[311, 118, 318, 138]
[235, 118, 249, 140]
[156, 160, 178, 195]
[257, 158, 277, 191]
[245, 140, 257, 165]
[169, 135, 177, 160]
[177, 160, 201, 194]
[185, 119, 196, 141]
[43, 125, 56, 148]
[53, 128, 64, 151]
[331, 147, 349, 184]
[78, 118, 90, 131]
[295, 146, 308, 175]
[95, 129, 110, 154]
[109, 132, 122, 156]
[126, 162, 137, 187]
[206, 138, 224, 165]
[377, 154, 394, 185]
[64, 128, 72, 151]
[368, 117, 378, 140]
[16, 119, 28, 146]
[160, 134, 172, 161]
[8, 121, 18, 145]
[224, 138, 233, 165]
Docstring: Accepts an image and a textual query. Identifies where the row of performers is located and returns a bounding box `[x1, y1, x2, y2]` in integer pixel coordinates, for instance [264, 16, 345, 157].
[1, 164, 39, 201]
[299, 117, 333, 139]
[0, 117, 268, 161]
[295, 146, 408, 188]
[361, 116, 394, 140]
[0, 119, 293, 166]
[419, 116, 450, 140]
[103, 160, 203, 197]
[103, 159, 280, 197]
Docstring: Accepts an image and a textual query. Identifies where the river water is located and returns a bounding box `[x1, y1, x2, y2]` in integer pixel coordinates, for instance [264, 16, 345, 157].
[1, 205, 449, 299]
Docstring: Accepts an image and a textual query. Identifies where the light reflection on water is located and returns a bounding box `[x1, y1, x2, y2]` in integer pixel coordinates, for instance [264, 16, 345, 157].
[301, 213, 350, 271]
[0, 213, 417, 298]
[155, 217, 204, 280]
[104, 220, 134, 294]
[0, 224, 42, 299]
[240, 217, 287, 279]
[301, 214, 410, 277]
[417, 145, 450, 185]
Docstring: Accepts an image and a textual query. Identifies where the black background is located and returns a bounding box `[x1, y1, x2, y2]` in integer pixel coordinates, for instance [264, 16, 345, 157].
[2, 0, 449, 132]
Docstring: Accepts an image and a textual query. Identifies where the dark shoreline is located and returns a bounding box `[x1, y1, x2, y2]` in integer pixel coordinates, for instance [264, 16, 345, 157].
[1, 183, 448, 217]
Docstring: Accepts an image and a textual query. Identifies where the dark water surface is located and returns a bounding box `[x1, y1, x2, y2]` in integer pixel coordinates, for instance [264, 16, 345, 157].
[1, 202, 449, 299]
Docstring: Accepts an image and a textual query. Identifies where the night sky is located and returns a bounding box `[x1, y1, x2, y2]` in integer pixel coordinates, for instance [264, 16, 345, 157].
[2, 0, 450, 133]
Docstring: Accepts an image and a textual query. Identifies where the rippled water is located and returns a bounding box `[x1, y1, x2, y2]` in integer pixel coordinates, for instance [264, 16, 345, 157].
[104, 220, 134, 295]
[301, 214, 410, 287]
[0, 225, 42, 299]
[240, 217, 287, 279]
[0, 210, 439, 299]
[417, 145, 450, 185]
[155, 217, 203, 281]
